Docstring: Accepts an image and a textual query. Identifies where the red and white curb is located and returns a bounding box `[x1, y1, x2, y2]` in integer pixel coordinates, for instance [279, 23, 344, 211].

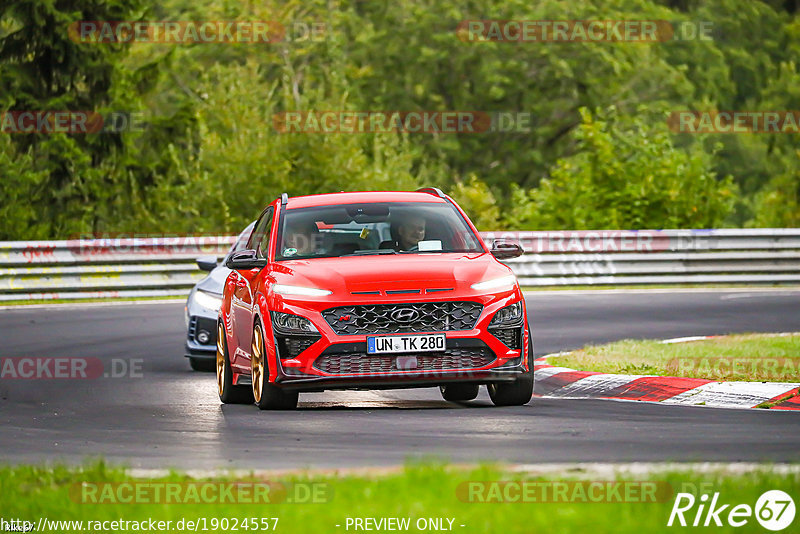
[533, 336, 800, 410]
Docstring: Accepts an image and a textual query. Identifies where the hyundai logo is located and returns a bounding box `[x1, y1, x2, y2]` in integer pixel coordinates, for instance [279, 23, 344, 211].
[390, 308, 420, 323]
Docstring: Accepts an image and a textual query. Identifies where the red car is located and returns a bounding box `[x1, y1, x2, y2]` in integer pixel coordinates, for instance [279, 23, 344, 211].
[216, 188, 532, 409]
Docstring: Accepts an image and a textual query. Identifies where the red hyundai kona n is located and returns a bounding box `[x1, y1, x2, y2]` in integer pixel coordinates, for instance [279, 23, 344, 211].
[217, 188, 532, 409]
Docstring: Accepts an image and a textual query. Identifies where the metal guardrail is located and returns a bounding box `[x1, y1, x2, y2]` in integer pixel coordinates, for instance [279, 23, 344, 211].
[0, 236, 234, 301]
[1, 229, 799, 301]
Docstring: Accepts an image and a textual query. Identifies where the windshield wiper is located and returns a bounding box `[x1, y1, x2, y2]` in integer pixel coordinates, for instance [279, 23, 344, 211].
[344, 249, 397, 256]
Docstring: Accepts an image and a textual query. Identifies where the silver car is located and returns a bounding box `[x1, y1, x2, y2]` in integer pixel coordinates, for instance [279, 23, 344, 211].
[184, 222, 255, 371]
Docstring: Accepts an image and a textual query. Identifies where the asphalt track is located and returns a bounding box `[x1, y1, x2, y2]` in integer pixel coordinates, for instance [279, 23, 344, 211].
[1, 289, 799, 469]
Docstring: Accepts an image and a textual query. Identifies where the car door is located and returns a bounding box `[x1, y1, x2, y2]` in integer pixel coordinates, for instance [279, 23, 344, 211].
[230, 206, 274, 371]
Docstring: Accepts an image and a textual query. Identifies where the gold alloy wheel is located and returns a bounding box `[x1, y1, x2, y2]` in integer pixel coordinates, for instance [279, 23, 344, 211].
[216, 322, 225, 396]
[251, 324, 265, 403]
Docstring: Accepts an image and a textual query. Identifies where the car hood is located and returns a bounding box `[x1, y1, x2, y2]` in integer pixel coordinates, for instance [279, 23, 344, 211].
[272, 253, 511, 294]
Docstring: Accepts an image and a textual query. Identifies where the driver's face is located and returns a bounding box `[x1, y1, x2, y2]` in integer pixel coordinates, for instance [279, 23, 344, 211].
[398, 219, 426, 249]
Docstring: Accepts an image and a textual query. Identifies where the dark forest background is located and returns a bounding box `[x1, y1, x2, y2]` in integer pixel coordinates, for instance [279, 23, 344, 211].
[1, 0, 799, 238]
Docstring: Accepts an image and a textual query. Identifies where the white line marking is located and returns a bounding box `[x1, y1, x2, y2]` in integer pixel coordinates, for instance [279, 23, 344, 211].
[533, 366, 581, 380]
[547, 373, 649, 398]
[661, 336, 712, 344]
[662, 381, 799, 408]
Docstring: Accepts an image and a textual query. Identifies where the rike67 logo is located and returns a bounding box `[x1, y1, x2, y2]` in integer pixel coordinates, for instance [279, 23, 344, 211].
[668, 490, 795, 531]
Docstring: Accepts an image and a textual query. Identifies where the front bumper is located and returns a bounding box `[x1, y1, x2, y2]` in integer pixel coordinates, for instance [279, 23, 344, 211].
[271, 360, 527, 392]
[262, 333, 528, 391]
[230, 291, 531, 391]
[184, 314, 218, 360]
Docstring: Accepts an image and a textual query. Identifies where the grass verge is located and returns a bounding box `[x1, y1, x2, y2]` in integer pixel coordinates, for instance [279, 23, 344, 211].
[547, 333, 800, 382]
[0, 462, 797, 533]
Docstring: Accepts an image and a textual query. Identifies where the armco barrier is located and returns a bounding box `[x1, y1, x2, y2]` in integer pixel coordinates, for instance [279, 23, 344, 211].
[0, 229, 798, 301]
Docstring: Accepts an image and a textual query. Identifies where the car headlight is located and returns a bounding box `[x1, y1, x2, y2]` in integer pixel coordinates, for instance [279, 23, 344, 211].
[273, 284, 332, 297]
[193, 290, 222, 311]
[489, 302, 523, 327]
[471, 274, 517, 292]
[271, 312, 320, 335]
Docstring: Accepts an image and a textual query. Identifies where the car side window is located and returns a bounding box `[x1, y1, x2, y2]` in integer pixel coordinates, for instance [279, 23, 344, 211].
[232, 222, 256, 253]
[247, 207, 274, 259]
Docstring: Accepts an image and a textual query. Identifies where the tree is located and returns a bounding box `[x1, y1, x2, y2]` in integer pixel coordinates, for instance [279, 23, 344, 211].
[508, 107, 736, 229]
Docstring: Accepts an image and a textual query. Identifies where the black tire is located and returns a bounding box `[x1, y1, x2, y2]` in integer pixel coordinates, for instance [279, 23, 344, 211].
[189, 357, 215, 372]
[252, 322, 299, 410]
[217, 321, 254, 404]
[487, 328, 534, 407]
[440, 384, 480, 402]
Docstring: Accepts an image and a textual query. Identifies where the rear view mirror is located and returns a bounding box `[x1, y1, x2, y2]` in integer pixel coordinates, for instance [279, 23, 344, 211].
[491, 239, 524, 260]
[225, 249, 268, 270]
[196, 255, 218, 272]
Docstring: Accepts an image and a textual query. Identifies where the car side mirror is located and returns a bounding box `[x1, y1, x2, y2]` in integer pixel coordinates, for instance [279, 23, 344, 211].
[196, 255, 219, 272]
[491, 239, 524, 260]
[225, 249, 268, 270]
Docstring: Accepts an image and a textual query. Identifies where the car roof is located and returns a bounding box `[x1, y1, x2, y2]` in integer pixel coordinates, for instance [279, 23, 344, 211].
[285, 191, 447, 209]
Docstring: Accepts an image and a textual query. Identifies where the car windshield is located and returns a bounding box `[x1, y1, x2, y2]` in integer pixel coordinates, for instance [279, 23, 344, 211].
[276, 202, 485, 260]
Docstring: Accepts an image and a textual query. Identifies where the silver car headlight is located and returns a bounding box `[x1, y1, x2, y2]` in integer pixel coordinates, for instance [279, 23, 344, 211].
[193, 290, 223, 311]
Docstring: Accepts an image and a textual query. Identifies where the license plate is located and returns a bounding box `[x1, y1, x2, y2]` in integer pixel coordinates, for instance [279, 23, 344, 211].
[367, 333, 446, 354]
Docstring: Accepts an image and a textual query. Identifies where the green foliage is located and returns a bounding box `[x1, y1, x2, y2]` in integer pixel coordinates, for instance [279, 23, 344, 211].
[448, 175, 500, 230]
[1, 0, 799, 238]
[508, 107, 736, 229]
[0, 136, 48, 238]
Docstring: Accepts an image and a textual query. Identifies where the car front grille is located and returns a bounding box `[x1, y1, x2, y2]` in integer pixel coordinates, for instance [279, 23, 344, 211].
[313, 347, 495, 375]
[189, 316, 217, 346]
[322, 301, 483, 335]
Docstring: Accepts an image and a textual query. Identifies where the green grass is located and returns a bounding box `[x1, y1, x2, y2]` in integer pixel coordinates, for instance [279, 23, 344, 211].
[548, 333, 800, 382]
[0, 462, 798, 533]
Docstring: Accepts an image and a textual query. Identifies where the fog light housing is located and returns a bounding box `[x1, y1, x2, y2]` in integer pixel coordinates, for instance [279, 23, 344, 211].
[197, 330, 211, 344]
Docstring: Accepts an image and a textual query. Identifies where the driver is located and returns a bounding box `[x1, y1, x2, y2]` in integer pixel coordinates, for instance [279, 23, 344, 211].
[394, 214, 426, 251]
